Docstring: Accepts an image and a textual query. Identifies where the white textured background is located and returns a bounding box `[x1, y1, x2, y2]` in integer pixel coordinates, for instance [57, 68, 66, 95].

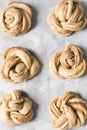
[0, 0, 87, 130]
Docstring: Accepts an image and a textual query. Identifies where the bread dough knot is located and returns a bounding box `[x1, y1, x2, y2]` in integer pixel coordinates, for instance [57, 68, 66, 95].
[49, 92, 87, 130]
[49, 44, 86, 78]
[0, 1, 32, 36]
[0, 47, 40, 82]
[0, 90, 34, 125]
[47, 0, 87, 36]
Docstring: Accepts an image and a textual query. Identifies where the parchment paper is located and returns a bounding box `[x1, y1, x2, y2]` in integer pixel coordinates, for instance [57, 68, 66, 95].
[0, 0, 87, 130]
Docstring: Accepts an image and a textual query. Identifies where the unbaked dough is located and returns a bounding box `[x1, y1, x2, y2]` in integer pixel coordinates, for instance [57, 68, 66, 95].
[49, 91, 87, 130]
[0, 1, 32, 36]
[47, 0, 87, 36]
[0, 47, 40, 83]
[49, 44, 87, 78]
[0, 90, 34, 125]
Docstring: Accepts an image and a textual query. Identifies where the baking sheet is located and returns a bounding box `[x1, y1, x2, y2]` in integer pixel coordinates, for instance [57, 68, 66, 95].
[0, 0, 87, 130]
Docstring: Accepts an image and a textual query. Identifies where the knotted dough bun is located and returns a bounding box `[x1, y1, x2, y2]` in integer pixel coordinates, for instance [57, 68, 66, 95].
[0, 90, 34, 126]
[49, 91, 87, 130]
[49, 44, 87, 79]
[47, 0, 87, 36]
[0, 47, 40, 83]
[0, 1, 32, 36]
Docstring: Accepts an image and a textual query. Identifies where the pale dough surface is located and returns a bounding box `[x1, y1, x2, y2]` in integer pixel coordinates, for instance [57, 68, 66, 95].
[0, 90, 34, 126]
[49, 44, 87, 79]
[0, 0, 87, 130]
[0, 47, 40, 83]
[49, 91, 87, 130]
[47, 0, 87, 36]
[0, 1, 32, 36]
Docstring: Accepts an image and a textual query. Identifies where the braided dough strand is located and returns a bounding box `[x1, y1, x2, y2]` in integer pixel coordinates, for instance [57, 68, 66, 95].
[0, 90, 34, 125]
[49, 92, 87, 130]
[0, 47, 40, 83]
[0, 1, 32, 36]
[47, 0, 87, 36]
[49, 44, 87, 79]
